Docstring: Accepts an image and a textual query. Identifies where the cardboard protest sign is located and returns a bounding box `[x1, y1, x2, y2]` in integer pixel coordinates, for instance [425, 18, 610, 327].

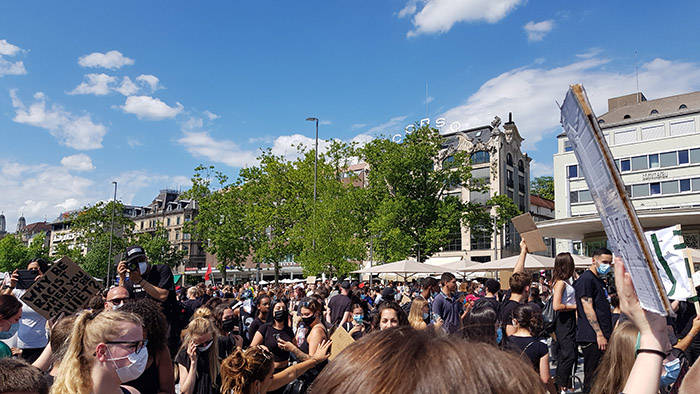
[400, 294, 411, 305]
[21, 257, 102, 320]
[329, 326, 355, 361]
[306, 276, 317, 284]
[644, 225, 694, 301]
[511, 213, 547, 252]
[560, 84, 672, 316]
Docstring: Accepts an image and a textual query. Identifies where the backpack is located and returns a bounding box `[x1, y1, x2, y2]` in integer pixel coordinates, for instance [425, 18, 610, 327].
[541, 297, 557, 334]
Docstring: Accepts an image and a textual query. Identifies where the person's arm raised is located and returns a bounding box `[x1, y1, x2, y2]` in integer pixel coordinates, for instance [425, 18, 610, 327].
[616, 257, 671, 394]
[514, 239, 528, 274]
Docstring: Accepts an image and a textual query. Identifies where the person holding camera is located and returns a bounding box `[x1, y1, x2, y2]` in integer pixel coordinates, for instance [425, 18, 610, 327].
[1, 258, 49, 363]
[117, 245, 180, 355]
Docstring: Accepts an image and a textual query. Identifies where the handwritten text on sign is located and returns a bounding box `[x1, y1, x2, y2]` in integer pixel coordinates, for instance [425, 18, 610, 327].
[21, 257, 102, 320]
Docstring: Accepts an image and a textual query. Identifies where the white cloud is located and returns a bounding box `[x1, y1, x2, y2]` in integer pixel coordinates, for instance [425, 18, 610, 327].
[319, 120, 332, 125]
[10, 90, 107, 150]
[119, 95, 183, 120]
[78, 50, 134, 69]
[524, 20, 555, 42]
[126, 137, 142, 148]
[113, 170, 190, 205]
[439, 57, 700, 151]
[178, 132, 259, 168]
[115, 76, 139, 96]
[351, 123, 367, 129]
[182, 116, 204, 131]
[136, 74, 160, 92]
[61, 154, 95, 172]
[204, 110, 219, 120]
[68, 73, 116, 95]
[0, 58, 27, 77]
[0, 39, 21, 56]
[350, 134, 375, 147]
[530, 160, 553, 177]
[401, 0, 524, 37]
[366, 115, 410, 135]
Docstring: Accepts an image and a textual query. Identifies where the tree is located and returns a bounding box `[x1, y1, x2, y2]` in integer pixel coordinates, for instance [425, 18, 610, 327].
[359, 124, 478, 263]
[183, 165, 250, 284]
[530, 176, 554, 200]
[0, 234, 28, 272]
[133, 226, 186, 268]
[26, 232, 50, 262]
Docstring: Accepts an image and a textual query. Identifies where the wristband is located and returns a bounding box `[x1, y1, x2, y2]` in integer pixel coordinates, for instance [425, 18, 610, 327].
[635, 348, 667, 358]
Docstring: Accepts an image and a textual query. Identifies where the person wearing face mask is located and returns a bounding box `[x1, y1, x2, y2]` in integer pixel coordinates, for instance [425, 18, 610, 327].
[50, 310, 147, 394]
[408, 297, 430, 330]
[573, 247, 613, 394]
[119, 299, 175, 394]
[213, 304, 243, 359]
[176, 317, 220, 394]
[0, 294, 22, 358]
[117, 245, 179, 356]
[250, 300, 295, 394]
[342, 304, 370, 340]
[105, 286, 131, 311]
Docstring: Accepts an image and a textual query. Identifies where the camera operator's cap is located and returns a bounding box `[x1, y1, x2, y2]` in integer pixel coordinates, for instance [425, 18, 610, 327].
[125, 245, 147, 264]
[381, 287, 395, 298]
[340, 280, 351, 290]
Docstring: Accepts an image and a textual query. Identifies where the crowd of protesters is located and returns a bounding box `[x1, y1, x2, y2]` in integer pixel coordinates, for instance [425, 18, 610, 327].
[1, 240, 700, 393]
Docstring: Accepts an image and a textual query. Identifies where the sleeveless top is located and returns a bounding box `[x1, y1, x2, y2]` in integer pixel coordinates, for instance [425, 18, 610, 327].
[561, 278, 576, 305]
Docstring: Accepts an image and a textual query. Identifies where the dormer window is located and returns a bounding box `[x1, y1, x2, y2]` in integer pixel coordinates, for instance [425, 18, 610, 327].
[623, 114, 631, 119]
[679, 104, 688, 110]
[650, 109, 659, 115]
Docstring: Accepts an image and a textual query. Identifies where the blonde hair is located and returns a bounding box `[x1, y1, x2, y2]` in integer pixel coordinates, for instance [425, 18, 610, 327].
[50, 310, 142, 394]
[193, 306, 213, 319]
[220, 347, 274, 394]
[178, 317, 219, 386]
[590, 321, 639, 394]
[408, 297, 428, 329]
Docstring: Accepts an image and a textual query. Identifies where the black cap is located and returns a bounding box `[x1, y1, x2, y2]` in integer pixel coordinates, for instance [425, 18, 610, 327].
[381, 287, 395, 298]
[350, 280, 359, 288]
[125, 245, 146, 264]
[340, 281, 351, 290]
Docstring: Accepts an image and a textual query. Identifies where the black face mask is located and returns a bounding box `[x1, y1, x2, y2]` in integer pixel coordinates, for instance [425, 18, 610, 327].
[274, 310, 288, 322]
[301, 315, 316, 326]
[222, 318, 235, 332]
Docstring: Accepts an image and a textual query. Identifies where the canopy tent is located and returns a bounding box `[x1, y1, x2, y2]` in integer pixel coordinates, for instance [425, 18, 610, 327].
[442, 258, 481, 271]
[461, 254, 556, 272]
[352, 259, 451, 281]
[424, 256, 464, 266]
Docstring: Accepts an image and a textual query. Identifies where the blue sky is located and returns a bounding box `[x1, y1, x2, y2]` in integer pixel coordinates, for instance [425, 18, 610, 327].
[2, 1, 700, 227]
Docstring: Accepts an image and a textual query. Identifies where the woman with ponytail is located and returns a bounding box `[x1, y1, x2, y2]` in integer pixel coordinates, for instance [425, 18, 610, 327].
[508, 303, 556, 394]
[175, 317, 220, 394]
[220, 340, 332, 394]
[50, 310, 146, 394]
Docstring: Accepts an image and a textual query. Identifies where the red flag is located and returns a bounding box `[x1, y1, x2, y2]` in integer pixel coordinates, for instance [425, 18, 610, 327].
[204, 263, 212, 281]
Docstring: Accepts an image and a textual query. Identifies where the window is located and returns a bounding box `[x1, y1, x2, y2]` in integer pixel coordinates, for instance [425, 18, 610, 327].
[507, 170, 514, 188]
[445, 232, 462, 252]
[175, 231, 180, 240]
[616, 129, 637, 144]
[442, 156, 455, 168]
[679, 150, 689, 165]
[632, 184, 649, 197]
[472, 167, 490, 181]
[670, 120, 695, 136]
[615, 159, 620, 170]
[691, 148, 700, 164]
[518, 175, 526, 193]
[623, 114, 631, 119]
[662, 181, 679, 195]
[506, 153, 513, 166]
[470, 190, 489, 204]
[177, 216, 181, 225]
[166, 218, 171, 226]
[518, 160, 524, 172]
[650, 109, 659, 115]
[564, 140, 573, 152]
[620, 159, 631, 172]
[470, 151, 490, 164]
[680, 179, 691, 192]
[631, 155, 648, 171]
[598, 119, 605, 125]
[680, 104, 688, 110]
[578, 190, 592, 202]
[642, 125, 664, 140]
[519, 194, 526, 212]
[648, 154, 659, 168]
[660, 151, 677, 167]
[570, 191, 579, 204]
[567, 165, 578, 178]
[650, 182, 661, 195]
[693, 178, 700, 192]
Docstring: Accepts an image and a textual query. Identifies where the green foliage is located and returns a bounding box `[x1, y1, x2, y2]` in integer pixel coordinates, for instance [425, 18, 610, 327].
[0, 234, 29, 272]
[133, 226, 186, 268]
[26, 232, 50, 262]
[530, 176, 554, 200]
[359, 124, 475, 262]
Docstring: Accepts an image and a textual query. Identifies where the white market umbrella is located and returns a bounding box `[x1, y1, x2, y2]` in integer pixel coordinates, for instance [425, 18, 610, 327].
[461, 254, 555, 272]
[352, 259, 451, 281]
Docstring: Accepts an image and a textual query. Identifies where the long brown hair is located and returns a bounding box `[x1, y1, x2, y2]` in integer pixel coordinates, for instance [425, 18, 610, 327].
[552, 252, 575, 283]
[590, 321, 639, 394]
[408, 297, 428, 329]
[220, 347, 274, 394]
[310, 326, 545, 394]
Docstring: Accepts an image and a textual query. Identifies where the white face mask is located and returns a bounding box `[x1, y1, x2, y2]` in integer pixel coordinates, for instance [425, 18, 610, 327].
[197, 341, 213, 352]
[111, 303, 124, 311]
[107, 347, 148, 383]
[138, 262, 148, 275]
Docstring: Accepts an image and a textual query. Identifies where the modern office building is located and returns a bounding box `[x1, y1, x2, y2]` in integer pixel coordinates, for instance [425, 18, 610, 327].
[545, 91, 700, 254]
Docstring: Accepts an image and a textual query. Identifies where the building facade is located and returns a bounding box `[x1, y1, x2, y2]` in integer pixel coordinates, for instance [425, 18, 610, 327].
[435, 115, 532, 262]
[548, 91, 700, 255]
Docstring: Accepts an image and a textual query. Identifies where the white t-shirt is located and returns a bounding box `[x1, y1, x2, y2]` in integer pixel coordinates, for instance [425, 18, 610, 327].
[12, 289, 48, 349]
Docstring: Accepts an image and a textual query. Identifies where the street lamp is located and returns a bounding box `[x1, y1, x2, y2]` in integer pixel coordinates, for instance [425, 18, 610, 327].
[306, 117, 319, 248]
[107, 181, 117, 287]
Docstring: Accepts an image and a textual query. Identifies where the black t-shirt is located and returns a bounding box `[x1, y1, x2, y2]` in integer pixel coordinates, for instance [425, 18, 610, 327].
[258, 324, 294, 362]
[509, 336, 548, 372]
[474, 296, 500, 314]
[175, 347, 219, 394]
[574, 270, 612, 342]
[124, 264, 177, 318]
[328, 294, 352, 326]
[248, 317, 265, 342]
[499, 299, 521, 329]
